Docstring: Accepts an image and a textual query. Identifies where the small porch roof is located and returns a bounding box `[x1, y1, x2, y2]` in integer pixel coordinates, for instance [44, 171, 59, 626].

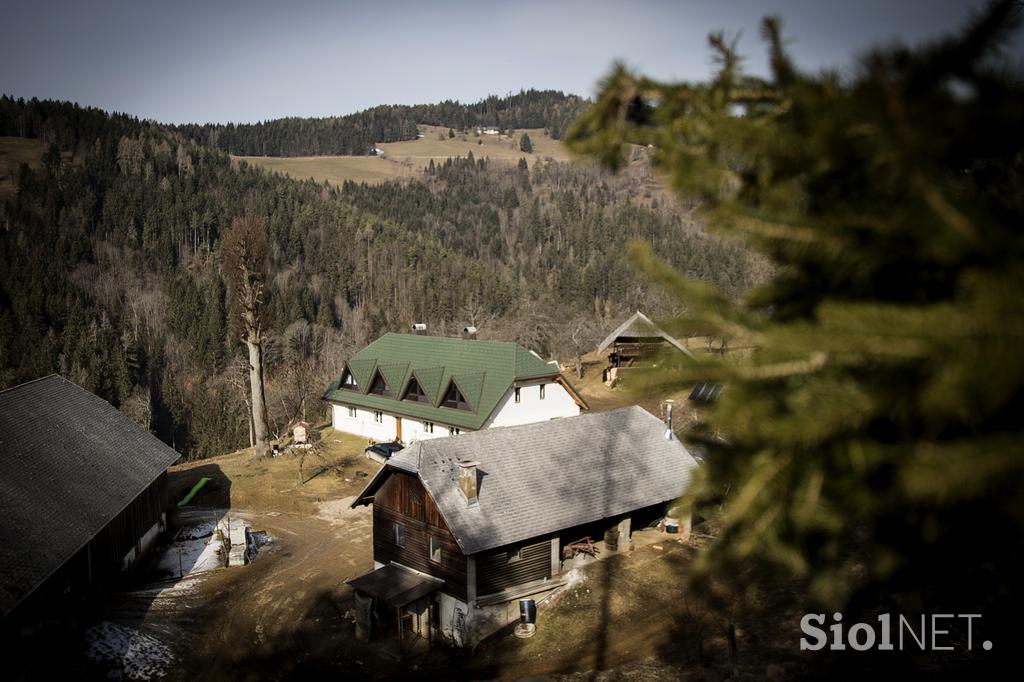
[346, 563, 444, 608]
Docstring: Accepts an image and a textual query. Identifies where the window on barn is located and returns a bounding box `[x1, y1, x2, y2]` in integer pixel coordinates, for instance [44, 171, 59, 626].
[429, 536, 441, 563]
[441, 381, 471, 411]
[402, 376, 431, 403]
[394, 523, 405, 547]
[368, 370, 391, 397]
[507, 546, 522, 563]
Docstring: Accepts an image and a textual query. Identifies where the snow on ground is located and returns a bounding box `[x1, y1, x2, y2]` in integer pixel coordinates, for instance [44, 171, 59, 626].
[85, 621, 174, 680]
[154, 535, 224, 578]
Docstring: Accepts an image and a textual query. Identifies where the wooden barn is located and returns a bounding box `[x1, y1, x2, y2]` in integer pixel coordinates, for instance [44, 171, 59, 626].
[348, 406, 699, 647]
[0, 376, 181, 619]
[597, 310, 695, 374]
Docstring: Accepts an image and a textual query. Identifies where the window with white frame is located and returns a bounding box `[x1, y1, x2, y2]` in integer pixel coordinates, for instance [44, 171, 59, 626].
[394, 522, 405, 547]
[539, 384, 546, 399]
[448, 426, 460, 436]
[423, 421, 434, 434]
[429, 536, 441, 563]
[514, 387, 521, 403]
[374, 411, 383, 423]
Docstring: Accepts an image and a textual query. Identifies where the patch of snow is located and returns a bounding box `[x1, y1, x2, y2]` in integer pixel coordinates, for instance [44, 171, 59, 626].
[85, 621, 174, 680]
[565, 568, 587, 587]
[154, 535, 224, 578]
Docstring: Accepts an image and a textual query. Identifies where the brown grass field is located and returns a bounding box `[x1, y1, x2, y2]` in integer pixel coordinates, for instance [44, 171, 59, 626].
[235, 125, 574, 186]
[0, 136, 45, 196]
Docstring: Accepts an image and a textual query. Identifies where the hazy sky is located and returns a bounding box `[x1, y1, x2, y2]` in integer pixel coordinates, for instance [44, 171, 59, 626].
[0, 0, 1013, 124]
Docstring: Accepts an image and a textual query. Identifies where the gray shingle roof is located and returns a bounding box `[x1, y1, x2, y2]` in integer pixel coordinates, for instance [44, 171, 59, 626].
[0, 376, 182, 616]
[355, 406, 699, 555]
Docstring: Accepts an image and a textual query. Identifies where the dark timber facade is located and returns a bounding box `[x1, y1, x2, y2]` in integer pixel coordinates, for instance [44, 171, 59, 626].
[372, 472, 468, 601]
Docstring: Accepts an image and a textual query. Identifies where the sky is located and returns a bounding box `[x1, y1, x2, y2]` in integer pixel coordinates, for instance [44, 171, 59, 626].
[0, 0, 1015, 124]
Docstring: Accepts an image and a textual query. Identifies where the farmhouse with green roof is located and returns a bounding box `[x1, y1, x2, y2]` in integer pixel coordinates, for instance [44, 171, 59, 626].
[322, 333, 586, 443]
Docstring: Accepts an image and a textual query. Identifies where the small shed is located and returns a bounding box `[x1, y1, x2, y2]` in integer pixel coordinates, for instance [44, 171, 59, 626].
[293, 421, 309, 444]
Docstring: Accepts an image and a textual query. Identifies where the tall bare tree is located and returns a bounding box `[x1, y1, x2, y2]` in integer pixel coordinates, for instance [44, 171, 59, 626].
[223, 213, 271, 458]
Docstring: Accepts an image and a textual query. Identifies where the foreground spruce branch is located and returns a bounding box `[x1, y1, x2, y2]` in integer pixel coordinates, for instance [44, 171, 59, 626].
[567, 0, 1024, 635]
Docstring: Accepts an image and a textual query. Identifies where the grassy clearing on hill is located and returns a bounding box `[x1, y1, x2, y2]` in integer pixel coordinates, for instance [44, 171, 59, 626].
[168, 426, 373, 516]
[0, 136, 44, 196]
[235, 125, 572, 186]
[232, 154, 418, 186]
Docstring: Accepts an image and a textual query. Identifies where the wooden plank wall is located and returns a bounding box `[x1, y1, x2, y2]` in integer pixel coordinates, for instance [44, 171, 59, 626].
[89, 471, 168, 575]
[475, 536, 551, 596]
[372, 471, 468, 601]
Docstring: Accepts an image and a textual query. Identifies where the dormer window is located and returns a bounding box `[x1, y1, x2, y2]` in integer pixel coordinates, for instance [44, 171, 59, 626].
[402, 376, 431, 403]
[340, 367, 358, 390]
[368, 370, 391, 397]
[441, 381, 471, 411]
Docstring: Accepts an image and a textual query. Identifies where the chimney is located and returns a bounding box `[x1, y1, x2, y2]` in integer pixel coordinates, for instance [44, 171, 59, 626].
[411, 323, 427, 335]
[663, 399, 675, 441]
[457, 460, 479, 505]
[462, 326, 478, 340]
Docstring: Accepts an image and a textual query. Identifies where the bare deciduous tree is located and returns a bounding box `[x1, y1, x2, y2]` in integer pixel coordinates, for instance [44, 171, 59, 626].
[223, 213, 271, 458]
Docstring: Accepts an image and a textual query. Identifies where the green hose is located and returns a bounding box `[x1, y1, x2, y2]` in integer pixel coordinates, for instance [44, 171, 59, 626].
[177, 477, 211, 507]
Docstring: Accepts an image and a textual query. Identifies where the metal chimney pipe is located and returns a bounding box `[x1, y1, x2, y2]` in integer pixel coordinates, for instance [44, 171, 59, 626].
[664, 399, 675, 440]
[463, 326, 478, 340]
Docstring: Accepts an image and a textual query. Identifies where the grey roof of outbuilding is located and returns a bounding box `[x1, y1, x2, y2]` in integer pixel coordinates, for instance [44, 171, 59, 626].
[353, 406, 699, 555]
[0, 376, 182, 617]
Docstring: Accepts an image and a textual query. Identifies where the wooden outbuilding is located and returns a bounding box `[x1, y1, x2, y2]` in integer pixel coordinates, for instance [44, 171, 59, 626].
[0, 376, 180, 620]
[597, 310, 695, 370]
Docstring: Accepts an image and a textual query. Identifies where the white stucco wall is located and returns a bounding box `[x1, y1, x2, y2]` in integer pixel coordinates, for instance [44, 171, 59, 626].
[401, 417, 458, 442]
[331, 403, 399, 441]
[438, 593, 471, 646]
[485, 381, 580, 428]
[331, 403, 461, 442]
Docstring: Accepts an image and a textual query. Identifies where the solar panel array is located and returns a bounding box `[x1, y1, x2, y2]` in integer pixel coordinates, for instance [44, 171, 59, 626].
[688, 382, 724, 404]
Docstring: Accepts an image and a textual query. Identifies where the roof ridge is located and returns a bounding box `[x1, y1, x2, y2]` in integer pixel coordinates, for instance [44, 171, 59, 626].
[0, 373, 62, 395]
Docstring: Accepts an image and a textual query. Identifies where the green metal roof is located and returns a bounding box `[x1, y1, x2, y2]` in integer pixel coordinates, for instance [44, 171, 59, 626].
[322, 333, 575, 430]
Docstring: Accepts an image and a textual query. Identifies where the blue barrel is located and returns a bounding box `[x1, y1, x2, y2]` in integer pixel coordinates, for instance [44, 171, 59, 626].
[519, 598, 537, 625]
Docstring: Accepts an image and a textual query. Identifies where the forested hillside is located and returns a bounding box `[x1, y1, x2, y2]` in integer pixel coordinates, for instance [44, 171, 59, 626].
[0, 95, 764, 458]
[173, 89, 587, 157]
